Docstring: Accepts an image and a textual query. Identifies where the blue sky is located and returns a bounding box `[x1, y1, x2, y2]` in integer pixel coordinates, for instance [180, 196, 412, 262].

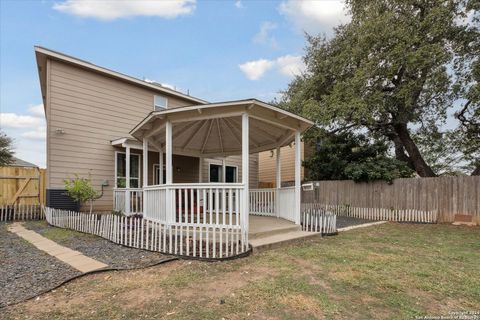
[0, 0, 348, 167]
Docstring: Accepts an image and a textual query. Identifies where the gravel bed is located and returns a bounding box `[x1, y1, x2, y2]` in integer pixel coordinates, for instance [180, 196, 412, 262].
[0, 223, 82, 308]
[24, 221, 174, 269]
[336, 216, 376, 229]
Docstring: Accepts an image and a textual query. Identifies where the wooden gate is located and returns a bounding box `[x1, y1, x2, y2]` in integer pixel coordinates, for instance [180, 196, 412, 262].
[0, 167, 46, 205]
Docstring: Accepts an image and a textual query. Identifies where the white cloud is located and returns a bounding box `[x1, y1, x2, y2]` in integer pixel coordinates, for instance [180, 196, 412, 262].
[234, 0, 244, 9]
[0, 104, 47, 167]
[53, 0, 196, 20]
[28, 104, 45, 118]
[253, 21, 278, 49]
[239, 55, 305, 80]
[21, 127, 46, 141]
[0, 113, 43, 129]
[279, 0, 350, 34]
[238, 59, 275, 81]
[276, 55, 305, 77]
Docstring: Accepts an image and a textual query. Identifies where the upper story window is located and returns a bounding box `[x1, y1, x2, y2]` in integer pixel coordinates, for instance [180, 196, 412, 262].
[154, 95, 168, 110]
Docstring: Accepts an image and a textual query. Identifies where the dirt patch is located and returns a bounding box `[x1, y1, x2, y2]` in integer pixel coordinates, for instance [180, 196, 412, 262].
[279, 293, 325, 318]
[15, 261, 182, 316]
[177, 264, 278, 301]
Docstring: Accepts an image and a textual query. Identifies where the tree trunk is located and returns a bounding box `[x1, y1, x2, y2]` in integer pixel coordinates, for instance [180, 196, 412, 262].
[394, 123, 437, 177]
[391, 135, 415, 170]
[472, 166, 480, 176]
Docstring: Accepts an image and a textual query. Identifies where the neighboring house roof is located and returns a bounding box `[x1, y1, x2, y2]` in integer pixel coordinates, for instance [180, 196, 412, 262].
[9, 156, 38, 168]
[34, 46, 208, 111]
[130, 98, 314, 158]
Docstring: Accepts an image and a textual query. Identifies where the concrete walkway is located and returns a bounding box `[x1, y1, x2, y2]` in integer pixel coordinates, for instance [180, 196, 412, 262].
[337, 221, 387, 232]
[8, 223, 108, 273]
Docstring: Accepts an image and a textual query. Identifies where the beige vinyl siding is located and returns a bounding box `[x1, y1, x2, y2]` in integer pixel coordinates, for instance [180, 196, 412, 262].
[47, 60, 195, 210]
[258, 142, 305, 187]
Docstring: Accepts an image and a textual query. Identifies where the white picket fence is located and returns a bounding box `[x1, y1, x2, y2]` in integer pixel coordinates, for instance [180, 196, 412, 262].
[45, 207, 248, 259]
[0, 204, 44, 222]
[302, 203, 438, 223]
[300, 207, 337, 234]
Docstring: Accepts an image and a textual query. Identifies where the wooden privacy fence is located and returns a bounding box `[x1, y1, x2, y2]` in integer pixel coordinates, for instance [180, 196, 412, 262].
[0, 204, 45, 222]
[45, 207, 248, 259]
[302, 203, 437, 223]
[302, 176, 480, 224]
[0, 167, 46, 205]
[300, 204, 337, 234]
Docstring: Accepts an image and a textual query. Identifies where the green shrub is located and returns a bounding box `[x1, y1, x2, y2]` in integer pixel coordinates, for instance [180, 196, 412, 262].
[64, 174, 101, 213]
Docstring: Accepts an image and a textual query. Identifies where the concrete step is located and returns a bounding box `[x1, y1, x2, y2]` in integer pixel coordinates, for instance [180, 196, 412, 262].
[249, 231, 320, 253]
[249, 224, 302, 239]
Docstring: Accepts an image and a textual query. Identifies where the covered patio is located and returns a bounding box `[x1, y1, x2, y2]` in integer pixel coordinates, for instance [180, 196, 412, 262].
[114, 99, 313, 256]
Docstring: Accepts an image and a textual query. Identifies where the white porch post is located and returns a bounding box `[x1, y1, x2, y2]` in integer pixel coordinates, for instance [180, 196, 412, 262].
[125, 146, 131, 215]
[294, 130, 301, 225]
[165, 120, 173, 223]
[143, 138, 148, 216]
[276, 146, 281, 218]
[143, 139, 148, 187]
[241, 113, 249, 249]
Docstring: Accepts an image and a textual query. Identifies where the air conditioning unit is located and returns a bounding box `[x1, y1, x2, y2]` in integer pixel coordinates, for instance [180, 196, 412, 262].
[302, 183, 314, 191]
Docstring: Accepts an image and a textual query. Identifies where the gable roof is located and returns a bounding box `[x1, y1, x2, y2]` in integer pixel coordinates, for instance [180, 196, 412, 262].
[9, 156, 38, 168]
[34, 46, 208, 110]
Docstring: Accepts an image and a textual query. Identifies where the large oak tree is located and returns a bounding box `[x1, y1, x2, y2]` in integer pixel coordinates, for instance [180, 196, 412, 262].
[279, 0, 479, 176]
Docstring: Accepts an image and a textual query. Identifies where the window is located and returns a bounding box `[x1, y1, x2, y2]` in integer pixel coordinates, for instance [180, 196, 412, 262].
[115, 152, 140, 188]
[154, 95, 168, 110]
[209, 163, 237, 183]
[153, 164, 166, 184]
[209, 164, 222, 182]
[225, 166, 237, 183]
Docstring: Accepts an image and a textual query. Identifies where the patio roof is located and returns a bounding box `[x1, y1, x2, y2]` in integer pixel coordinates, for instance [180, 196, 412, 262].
[130, 99, 314, 157]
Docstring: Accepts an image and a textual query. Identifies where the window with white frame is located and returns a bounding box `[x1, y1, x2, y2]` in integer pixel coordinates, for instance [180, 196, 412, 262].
[154, 95, 168, 110]
[115, 152, 140, 188]
[225, 166, 237, 183]
[153, 164, 166, 184]
[209, 163, 237, 183]
[209, 164, 222, 182]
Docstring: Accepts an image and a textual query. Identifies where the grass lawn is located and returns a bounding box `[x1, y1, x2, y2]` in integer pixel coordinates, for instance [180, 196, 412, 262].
[4, 223, 479, 319]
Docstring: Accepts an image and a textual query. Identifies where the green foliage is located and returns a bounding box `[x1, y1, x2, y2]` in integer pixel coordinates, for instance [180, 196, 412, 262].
[64, 174, 100, 212]
[0, 131, 14, 166]
[453, 59, 480, 174]
[413, 128, 465, 175]
[304, 131, 414, 183]
[344, 156, 415, 183]
[279, 0, 479, 176]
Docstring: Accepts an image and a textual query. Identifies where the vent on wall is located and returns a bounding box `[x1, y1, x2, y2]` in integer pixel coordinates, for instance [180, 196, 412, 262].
[46, 189, 79, 211]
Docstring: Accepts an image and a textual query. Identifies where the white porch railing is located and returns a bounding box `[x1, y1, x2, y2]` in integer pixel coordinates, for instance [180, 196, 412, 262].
[143, 183, 249, 255]
[109, 184, 301, 257]
[113, 188, 143, 215]
[249, 188, 276, 216]
[45, 207, 246, 259]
